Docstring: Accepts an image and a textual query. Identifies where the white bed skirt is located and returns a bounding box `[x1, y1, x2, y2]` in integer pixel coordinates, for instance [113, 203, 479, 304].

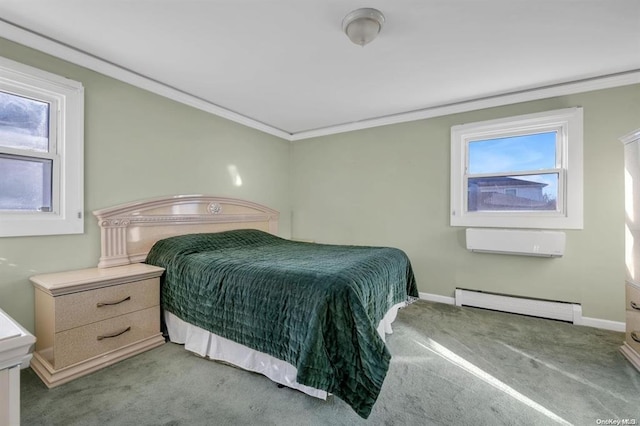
[164, 301, 405, 399]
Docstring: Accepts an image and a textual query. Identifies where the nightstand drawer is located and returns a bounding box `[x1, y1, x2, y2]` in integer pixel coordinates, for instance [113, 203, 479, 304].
[55, 278, 159, 332]
[627, 282, 640, 312]
[54, 306, 160, 369]
[626, 310, 640, 354]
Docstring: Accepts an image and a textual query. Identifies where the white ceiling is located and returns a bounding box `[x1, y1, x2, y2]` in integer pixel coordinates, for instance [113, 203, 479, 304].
[0, 1, 639, 140]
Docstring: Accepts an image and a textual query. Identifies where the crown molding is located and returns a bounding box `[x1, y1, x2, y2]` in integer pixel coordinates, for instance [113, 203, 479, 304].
[291, 70, 640, 141]
[0, 19, 292, 141]
[2, 18, 638, 143]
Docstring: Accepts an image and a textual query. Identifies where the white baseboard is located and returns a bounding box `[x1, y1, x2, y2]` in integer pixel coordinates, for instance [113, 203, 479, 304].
[419, 292, 455, 305]
[417, 291, 625, 332]
[580, 316, 625, 332]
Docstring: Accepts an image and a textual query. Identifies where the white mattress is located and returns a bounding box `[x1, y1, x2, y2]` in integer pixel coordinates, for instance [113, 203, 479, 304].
[164, 301, 405, 399]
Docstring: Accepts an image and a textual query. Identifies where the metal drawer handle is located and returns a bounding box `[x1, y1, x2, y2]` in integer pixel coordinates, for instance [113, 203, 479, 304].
[632, 331, 640, 343]
[97, 326, 131, 341]
[97, 296, 131, 308]
[631, 301, 640, 311]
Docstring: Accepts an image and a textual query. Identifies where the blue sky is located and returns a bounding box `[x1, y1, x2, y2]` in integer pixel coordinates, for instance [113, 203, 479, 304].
[468, 131, 558, 198]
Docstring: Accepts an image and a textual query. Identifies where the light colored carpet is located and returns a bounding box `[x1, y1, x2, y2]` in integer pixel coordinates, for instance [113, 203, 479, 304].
[21, 301, 640, 425]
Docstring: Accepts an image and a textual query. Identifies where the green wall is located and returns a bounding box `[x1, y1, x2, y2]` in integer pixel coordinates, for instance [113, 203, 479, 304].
[2, 36, 638, 331]
[291, 85, 640, 323]
[0, 38, 292, 331]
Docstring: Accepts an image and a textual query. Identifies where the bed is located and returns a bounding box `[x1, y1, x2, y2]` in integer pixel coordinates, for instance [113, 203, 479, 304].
[93, 195, 418, 418]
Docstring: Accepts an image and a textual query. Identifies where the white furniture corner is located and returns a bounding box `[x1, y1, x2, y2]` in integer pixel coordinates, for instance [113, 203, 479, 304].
[0, 308, 35, 426]
[620, 128, 640, 371]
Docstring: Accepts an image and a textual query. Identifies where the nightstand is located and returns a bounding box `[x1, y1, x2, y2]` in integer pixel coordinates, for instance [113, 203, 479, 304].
[29, 263, 165, 388]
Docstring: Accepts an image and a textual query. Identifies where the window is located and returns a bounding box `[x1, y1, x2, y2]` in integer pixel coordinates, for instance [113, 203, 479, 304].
[451, 107, 583, 229]
[0, 56, 84, 237]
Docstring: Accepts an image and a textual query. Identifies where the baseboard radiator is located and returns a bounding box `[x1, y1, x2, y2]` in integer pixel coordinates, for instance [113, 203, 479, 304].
[455, 288, 582, 323]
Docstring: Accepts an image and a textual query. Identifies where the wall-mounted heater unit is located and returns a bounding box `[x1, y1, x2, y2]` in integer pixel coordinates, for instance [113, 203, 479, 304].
[466, 228, 566, 257]
[455, 288, 582, 323]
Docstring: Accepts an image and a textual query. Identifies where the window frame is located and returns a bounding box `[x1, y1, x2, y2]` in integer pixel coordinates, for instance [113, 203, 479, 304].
[0, 56, 84, 237]
[450, 107, 583, 229]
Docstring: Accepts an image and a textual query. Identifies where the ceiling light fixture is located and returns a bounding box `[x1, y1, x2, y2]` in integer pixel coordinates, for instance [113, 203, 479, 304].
[342, 8, 385, 47]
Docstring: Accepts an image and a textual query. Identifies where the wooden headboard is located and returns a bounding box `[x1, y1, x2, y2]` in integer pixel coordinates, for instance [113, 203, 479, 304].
[93, 195, 279, 268]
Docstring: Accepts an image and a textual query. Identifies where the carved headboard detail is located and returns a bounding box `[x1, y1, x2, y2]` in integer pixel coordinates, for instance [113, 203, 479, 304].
[93, 195, 279, 268]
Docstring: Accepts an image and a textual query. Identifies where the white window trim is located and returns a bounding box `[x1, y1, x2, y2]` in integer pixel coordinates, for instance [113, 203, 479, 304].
[0, 56, 84, 237]
[450, 107, 583, 229]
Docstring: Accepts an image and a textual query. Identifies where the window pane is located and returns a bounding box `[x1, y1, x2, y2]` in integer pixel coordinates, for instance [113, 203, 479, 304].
[0, 155, 52, 211]
[0, 91, 49, 152]
[468, 174, 558, 212]
[468, 132, 557, 174]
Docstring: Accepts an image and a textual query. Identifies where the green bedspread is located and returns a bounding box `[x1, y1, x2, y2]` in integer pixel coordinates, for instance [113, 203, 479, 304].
[146, 229, 417, 418]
